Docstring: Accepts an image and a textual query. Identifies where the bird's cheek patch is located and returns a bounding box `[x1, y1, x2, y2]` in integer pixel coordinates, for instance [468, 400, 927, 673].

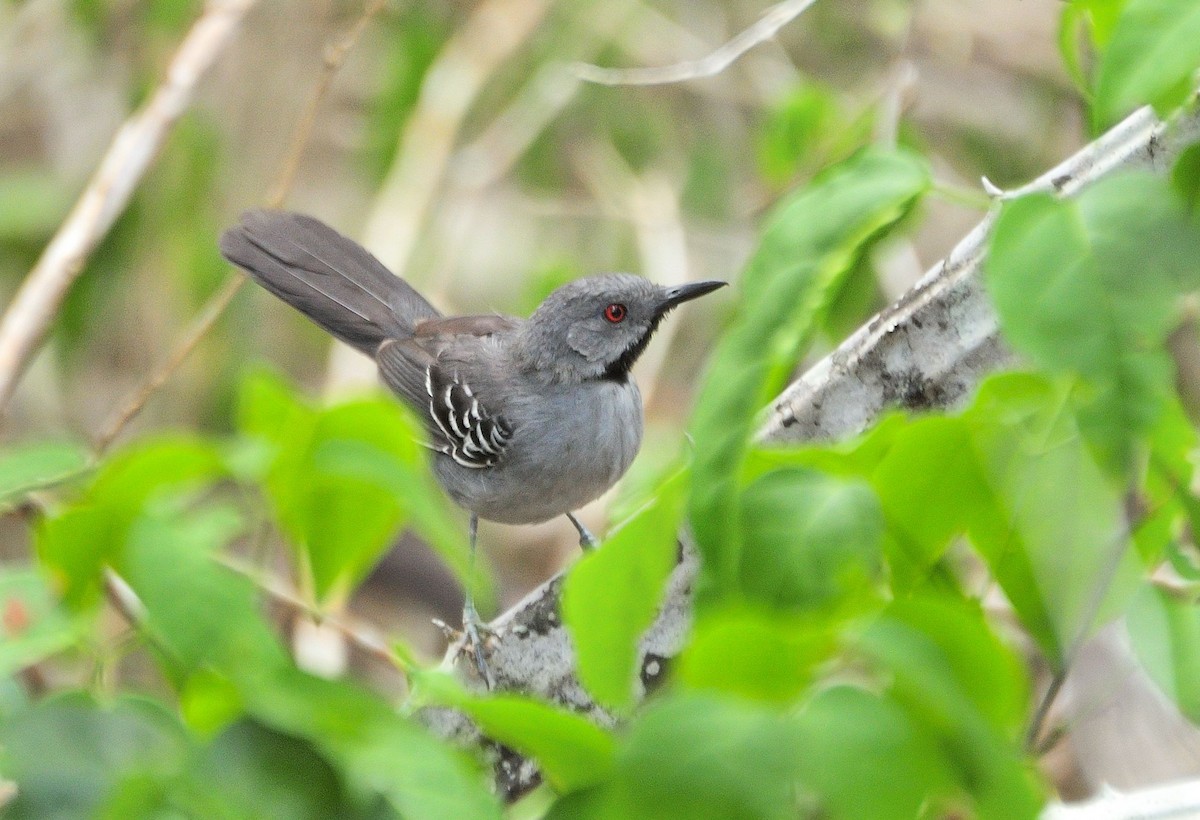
[566, 323, 610, 362]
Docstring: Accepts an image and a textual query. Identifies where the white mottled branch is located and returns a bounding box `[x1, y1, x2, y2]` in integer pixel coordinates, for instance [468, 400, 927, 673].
[760, 100, 1200, 443]
[0, 0, 259, 413]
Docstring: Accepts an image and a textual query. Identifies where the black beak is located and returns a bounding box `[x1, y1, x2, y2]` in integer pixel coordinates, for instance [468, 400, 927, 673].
[660, 280, 727, 311]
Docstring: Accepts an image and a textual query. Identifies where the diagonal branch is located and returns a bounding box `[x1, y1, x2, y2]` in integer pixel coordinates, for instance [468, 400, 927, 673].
[569, 0, 816, 87]
[0, 0, 260, 415]
[759, 100, 1200, 444]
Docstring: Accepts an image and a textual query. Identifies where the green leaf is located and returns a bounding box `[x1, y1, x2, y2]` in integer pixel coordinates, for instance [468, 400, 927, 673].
[1059, 0, 1129, 93]
[963, 375, 1139, 663]
[0, 694, 371, 819]
[88, 437, 226, 510]
[859, 595, 1043, 817]
[0, 694, 189, 820]
[868, 596, 1028, 736]
[620, 695, 803, 820]
[1059, 4, 1090, 94]
[0, 567, 86, 678]
[869, 416, 991, 588]
[1136, 396, 1199, 565]
[425, 680, 617, 792]
[1093, 0, 1200, 127]
[37, 437, 227, 608]
[244, 667, 500, 819]
[117, 503, 285, 681]
[550, 694, 803, 820]
[756, 81, 846, 186]
[1127, 584, 1200, 721]
[0, 440, 90, 508]
[689, 148, 930, 607]
[195, 720, 366, 819]
[986, 173, 1200, 473]
[793, 686, 959, 820]
[738, 468, 884, 611]
[36, 504, 115, 609]
[677, 607, 836, 704]
[1174, 143, 1200, 210]
[312, 436, 472, 594]
[562, 470, 687, 711]
[753, 373, 1139, 666]
[238, 372, 471, 603]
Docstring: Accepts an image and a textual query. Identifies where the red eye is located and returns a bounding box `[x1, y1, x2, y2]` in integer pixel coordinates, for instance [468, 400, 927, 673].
[604, 303, 627, 323]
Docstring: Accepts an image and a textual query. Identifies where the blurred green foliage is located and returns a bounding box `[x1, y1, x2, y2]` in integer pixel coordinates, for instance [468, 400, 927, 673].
[2, 1, 1200, 818]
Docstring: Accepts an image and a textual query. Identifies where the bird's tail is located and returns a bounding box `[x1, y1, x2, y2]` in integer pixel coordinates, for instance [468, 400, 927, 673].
[219, 210, 441, 354]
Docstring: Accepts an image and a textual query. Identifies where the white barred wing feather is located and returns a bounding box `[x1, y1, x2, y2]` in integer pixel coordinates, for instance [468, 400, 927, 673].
[425, 366, 512, 468]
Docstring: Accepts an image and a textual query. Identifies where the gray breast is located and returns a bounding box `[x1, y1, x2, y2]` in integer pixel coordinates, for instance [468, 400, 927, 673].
[433, 377, 644, 525]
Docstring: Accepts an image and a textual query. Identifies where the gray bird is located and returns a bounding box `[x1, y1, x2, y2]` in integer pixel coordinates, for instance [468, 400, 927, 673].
[219, 210, 725, 685]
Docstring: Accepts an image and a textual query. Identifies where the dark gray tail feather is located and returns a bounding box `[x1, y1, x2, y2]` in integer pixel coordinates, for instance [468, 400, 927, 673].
[219, 210, 441, 354]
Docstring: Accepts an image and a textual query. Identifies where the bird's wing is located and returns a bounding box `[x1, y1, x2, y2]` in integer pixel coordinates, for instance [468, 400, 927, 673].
[376, 321, 516, 469]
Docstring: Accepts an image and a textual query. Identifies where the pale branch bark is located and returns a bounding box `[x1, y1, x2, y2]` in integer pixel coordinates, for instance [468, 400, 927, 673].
[427, 98, 1200, 803]
[568, 0, 817, 87]
[1041, 779, 1200, 820]
[0, 0, 259, 416]
[93, 0, 387, 454]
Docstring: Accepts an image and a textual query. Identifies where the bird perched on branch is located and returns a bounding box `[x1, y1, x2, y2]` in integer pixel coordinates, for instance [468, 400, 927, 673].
[220, 210, 725, 686]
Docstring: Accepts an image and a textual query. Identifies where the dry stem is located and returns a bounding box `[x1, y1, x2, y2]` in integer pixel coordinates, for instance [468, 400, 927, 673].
[0, 0, 260, 416]
[569, 0, 816, 86]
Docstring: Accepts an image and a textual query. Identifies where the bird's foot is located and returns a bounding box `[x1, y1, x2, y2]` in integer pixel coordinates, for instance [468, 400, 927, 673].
[433, 603, 499, 690]
[567, 512, 600, 551]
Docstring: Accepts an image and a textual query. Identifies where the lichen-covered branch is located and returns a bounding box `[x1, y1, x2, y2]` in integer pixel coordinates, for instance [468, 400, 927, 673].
[760, 100, 1200, 443]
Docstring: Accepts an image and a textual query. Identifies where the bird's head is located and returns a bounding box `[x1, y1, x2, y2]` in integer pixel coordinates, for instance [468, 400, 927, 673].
[516, 274, 727, 383]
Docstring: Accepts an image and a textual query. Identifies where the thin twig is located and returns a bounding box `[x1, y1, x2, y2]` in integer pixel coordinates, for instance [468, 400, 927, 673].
[873, 60, 917, 148]
[451, 0, 638, 189]
[1025, 669, 1067, 752]
[568, 0, 817, 87]
[0, 0, 259, 416]
[93, 0, 388, 454]
[94, 275, 245, 453]
[267, 0, 390, 205]
[102, 554, 410, 675]
[103, 568, 147, 625]
[214, 554, 411, 672]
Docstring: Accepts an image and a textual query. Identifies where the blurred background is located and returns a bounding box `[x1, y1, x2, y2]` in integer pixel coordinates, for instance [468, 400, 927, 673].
[6, 0, 1182, 803]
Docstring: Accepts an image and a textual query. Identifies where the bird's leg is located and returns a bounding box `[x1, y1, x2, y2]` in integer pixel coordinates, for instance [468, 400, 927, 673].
[461, 514, 496, 689]
[567, 512, 600, 551]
